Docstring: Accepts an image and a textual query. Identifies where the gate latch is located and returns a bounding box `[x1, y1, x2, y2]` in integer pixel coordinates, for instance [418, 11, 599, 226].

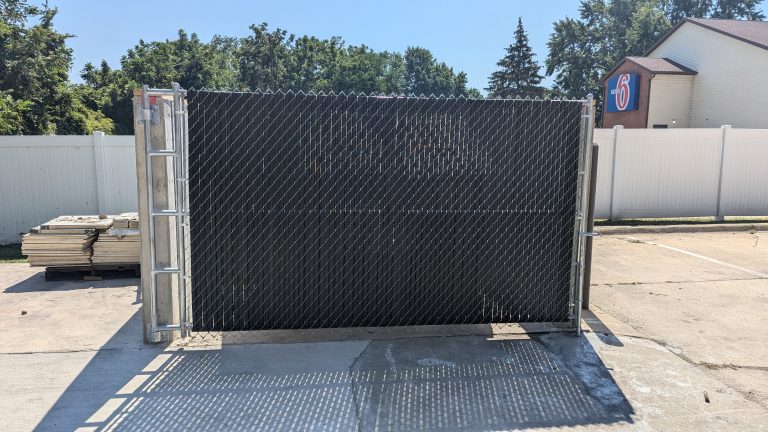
[579, 231, 600, 237]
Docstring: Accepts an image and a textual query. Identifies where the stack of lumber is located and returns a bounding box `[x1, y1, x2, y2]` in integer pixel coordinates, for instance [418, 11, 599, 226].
[91, 213, 140, 265]
[22, 216, 111, 267]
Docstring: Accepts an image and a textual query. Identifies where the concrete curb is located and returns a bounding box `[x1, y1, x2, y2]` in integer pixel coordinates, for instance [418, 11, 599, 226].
[595, 222, 768, 235]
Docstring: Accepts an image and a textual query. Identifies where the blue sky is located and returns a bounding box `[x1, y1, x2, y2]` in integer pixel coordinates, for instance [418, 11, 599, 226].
[48, 0, 766, 92]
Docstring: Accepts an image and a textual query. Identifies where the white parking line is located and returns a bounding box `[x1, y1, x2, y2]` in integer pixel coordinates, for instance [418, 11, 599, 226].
[625, 236, 768, 279]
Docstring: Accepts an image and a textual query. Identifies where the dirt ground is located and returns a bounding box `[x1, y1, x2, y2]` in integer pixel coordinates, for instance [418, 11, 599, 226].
[1, 230, 767, 431]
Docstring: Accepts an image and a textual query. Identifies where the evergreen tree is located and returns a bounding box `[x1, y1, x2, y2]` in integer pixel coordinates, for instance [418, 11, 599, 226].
[486, 18, 544, 98]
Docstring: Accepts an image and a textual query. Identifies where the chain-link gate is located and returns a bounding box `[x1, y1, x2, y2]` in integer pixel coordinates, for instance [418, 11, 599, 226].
[174, 90, 593, 336]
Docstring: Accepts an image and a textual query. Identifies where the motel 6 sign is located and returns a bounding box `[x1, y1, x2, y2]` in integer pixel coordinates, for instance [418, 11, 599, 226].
[606, 73, 640, 113]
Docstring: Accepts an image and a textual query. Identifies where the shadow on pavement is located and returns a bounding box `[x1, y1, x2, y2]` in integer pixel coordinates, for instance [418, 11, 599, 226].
[580, 309, 624, 347]
[33, 322, 634, 431]
[3, 271, 139, 294]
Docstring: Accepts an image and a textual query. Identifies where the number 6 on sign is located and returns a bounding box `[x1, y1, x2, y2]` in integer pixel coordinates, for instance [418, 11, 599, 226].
[606, 73, 639, 113]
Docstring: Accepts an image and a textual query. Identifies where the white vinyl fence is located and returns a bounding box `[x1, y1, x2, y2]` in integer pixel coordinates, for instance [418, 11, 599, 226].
[0, 133, 137, 243]
[2, 128, 767, 242]
[594, 126, 768, 219]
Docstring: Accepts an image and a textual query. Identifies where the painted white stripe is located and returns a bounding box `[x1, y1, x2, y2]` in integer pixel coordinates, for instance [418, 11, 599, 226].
[625, 236, 768, 279]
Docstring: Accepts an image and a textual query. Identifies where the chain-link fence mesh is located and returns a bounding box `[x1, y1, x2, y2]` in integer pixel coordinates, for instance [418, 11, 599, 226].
[185, 90, 585, 337]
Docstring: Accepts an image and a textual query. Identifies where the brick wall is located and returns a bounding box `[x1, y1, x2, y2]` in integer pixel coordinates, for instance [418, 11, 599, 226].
[602, 62, 651, 128]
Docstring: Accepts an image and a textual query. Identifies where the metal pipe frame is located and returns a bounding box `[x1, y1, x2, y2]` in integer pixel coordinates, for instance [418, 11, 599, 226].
[142, 83, 191, 340]
[171, 83, 191, 338]
[141, 85, 160, 339]
[581, 144, 599, 310]
[570, 94, 595, 335]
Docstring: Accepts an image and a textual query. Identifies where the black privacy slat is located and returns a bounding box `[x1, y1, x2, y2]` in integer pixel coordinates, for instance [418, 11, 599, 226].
[187, 91, 582, 331]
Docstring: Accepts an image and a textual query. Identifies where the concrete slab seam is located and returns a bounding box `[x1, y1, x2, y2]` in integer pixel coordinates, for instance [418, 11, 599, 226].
[347, 339, 373, 432]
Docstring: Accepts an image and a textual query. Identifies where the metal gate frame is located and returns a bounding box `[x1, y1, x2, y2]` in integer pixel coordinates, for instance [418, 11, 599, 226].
[572, 95, 595, 335]
[139, 84, 594, 340]
[139, 84, 192, 341]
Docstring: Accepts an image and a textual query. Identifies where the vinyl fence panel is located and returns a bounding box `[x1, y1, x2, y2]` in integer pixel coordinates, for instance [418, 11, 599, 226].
[613, 128, 722, 218]
[593, 126, 768, 219]
[592, 129, 615, 219]
[2, 127, 768, 243]
[718, 128, 768, 216]
[0, 133, 137, 243]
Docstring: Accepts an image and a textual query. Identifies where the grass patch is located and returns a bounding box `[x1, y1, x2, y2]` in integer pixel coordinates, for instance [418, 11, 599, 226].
[0, 243, 26, 263]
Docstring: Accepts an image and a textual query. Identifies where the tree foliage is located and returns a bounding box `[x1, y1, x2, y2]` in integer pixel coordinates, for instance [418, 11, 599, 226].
[486, 18, 544, 98]
[403, 47, 477, 96]
[0, 90, 28, 134]
[711, 0, 765, 19]
[0, 0, 112, 134]
[7, 0, 763, 136]
[78, 22, 481, 133]
[2, 2, 480, 135]
[545, 0, 765, 102]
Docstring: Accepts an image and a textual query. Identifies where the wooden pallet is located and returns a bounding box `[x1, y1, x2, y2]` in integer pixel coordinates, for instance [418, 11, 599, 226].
[44, 264, 140, 281]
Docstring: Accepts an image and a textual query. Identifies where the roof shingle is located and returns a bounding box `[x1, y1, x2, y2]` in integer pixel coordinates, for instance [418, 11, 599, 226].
[625, 57, 697, 74]
[687, 18, 768, 50]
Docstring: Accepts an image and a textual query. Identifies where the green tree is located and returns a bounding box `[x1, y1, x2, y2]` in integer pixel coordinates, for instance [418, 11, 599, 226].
[545, 16, 601, 100]
[84, 22, 483, 130]
[1, 1, 106, 134]
[402, 47, 477, 96]
[626, 2, 672, 55]
[284, 35, 340, 91]
[661, 0, 711, 23]
[404, 47, 438, 95]
[82, 29, 240, 133]
[487, 18, 544, 98]
[80, 61, 131, 133]
[0, 90, 28, 134]
[377, 52, 406, 94]
[237, 23, 293, 90]
[546, 0, 766, 102]
[711, 0, 765, 19]
[119, 29, 238, 90]
[331, 45, 388, 93]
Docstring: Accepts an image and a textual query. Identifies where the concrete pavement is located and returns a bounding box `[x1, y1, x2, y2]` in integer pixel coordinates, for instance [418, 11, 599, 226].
[590, 231, 768, 410]
[0, 230, 767, 431]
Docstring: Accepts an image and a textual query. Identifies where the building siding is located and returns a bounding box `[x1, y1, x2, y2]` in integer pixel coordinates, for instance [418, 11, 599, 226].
[648, 22, 768, 128]
[602, 62, 651, 128]
[646, 75, 694, 128]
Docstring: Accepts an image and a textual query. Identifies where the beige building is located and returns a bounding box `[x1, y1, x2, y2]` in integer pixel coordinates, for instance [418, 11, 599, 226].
[603, 18, 768, 129]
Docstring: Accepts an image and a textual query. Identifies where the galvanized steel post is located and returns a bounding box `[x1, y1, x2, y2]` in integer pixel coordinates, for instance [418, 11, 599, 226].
[572, 94, 595, 335]
[582, 144, 599, 310]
